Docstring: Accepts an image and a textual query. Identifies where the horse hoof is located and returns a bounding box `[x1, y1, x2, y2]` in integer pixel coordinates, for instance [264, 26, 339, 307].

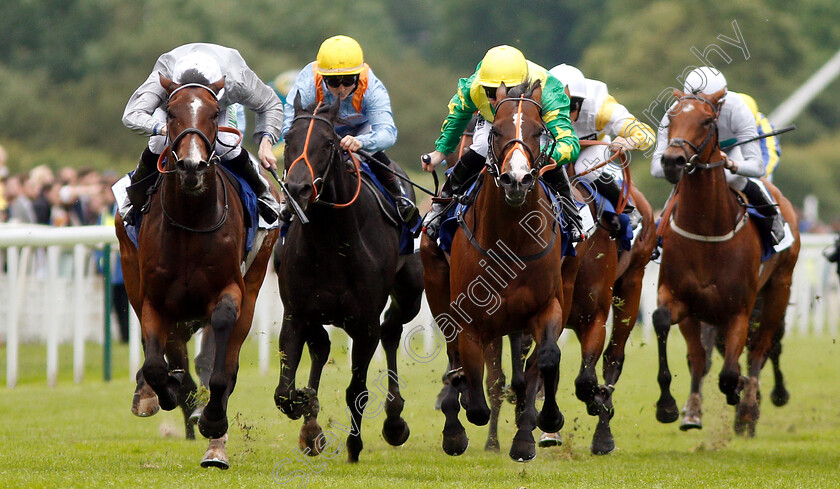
[188, 405, 204, 426]
[770, 386, 790, 407]
[537, 409, 564, 433]
[656, 398, 679, 424]
[442, 429, 469, 456]
[200, 435, 229, 470]
[680, 416, 703, 431]
[299, 418, 324, 455]
[591, 436, 615, 455]
[345, 436, 363, 463]
[382, 417, 410, 447]
[538, 431, 562, 448]
[131, 391, 160, 418]
[509, 432, 536, 463]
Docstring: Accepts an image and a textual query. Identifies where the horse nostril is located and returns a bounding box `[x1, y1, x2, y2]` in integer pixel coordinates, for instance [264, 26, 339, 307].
[521, 173, 534, 189]
[499, 173, 513, 188]
[663, 154, 686, 167]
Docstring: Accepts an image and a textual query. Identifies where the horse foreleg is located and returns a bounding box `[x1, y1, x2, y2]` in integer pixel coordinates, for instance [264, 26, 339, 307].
[189, 322, 214, 428]
[718, 312, 749, 411]
[298, 325, 330, 456]
[379, 311, 410, 448]
[164, 338, 199, 440]
[533, 302, 563, 437]
[677, 317, 705, 431]
[603, 275, 643, 386]
[139, 302, 179, 411]
[652, 302, 679, 423]
[274, 316, 308, 420]
[199, 290, 242, 441]
[483, 338, 504, 452]
[574, 311, 615, 455]
[458, 332, 490, 427]
[344, 326, 380, 463]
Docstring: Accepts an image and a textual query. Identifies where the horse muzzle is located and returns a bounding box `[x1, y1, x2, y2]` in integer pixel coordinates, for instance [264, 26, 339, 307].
[176, 158, 210, 192]
[285, 181, 313, 213]
[661, 152, 686, 185]
[498, 171, 535, 207]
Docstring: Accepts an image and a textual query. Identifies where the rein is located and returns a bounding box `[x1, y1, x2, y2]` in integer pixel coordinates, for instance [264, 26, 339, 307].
[285, 105, 362, 209]
[159, 168, 230, 233]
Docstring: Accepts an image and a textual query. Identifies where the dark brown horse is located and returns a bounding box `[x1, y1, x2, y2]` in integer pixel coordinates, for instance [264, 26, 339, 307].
[273, 95, 424, 463]
[421, 80, 566, 462]
[653, 89, 799, 436]
[115, 74, 279, 468]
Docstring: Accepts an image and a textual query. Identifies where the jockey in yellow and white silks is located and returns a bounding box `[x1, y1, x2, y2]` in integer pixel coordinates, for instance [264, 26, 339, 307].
[421, 45, 582, 241]
[550, 63, 655, 219]
[735, 92, 781, 182]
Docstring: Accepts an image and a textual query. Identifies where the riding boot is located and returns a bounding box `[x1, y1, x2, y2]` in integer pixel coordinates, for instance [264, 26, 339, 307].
[124, 147, 161, 225]
[422, 149, 486, 239]
[226, 150, 281, 223]
[542, 166, 584, 242]
[741, 178, 785, 245]
[593, 176, 641, 231]
[368, 151, 420, 228]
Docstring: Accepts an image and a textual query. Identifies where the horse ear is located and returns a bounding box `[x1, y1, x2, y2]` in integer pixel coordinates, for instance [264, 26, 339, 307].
[531, 79, 542, 101]
[707, 87, 727, 106]
[327, 93, 341, 121]
[293, 91, 303, 115]
[496, 83, 507, 100]
[159, 73, 179, 95]
[673, 88, 686, 99]
[209, 75, 225, 96]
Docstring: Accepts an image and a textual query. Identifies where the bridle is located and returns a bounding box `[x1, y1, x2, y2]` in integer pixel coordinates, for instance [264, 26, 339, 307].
[156, 83, 242, 233]
[158, 83, 243, 173]
[666, 95, 724, 173]
[486, 97, 556, 179]
[284, 103, 362, 208]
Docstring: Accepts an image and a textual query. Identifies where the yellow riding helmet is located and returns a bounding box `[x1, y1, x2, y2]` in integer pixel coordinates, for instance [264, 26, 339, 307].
[316, 35, 365, 75]
[476, 45, 528, 87]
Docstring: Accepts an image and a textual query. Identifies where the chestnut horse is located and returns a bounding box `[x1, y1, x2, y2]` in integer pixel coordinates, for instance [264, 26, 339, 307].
[115, 74, 279, 468]
[653, 89, 799, 436]
[421, 80, 565, 462]
[544, 144, 657, 454]
[273, 95, 424, 463]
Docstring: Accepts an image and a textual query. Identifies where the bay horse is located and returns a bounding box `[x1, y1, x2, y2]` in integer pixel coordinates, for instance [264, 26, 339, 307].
[421, 79, 565, 462]
[653, 88, 799, 436]
[115, 74, 279, 469]
[273, 94, 424, 463]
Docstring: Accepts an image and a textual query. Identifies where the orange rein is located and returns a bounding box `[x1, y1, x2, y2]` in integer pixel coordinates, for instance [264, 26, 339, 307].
[157, 125, 244, 173]
[285, 103, 362, 208]
[576, 139, 632, 213]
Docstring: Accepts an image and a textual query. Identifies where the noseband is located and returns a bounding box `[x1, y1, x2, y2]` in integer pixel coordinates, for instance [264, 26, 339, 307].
[487, 97, 556, 179]
[285, 106, 362, 208]
[666, 95, 724, 172]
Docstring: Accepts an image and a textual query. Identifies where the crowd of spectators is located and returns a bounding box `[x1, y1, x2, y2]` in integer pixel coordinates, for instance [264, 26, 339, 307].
[0, 144, 131, 343]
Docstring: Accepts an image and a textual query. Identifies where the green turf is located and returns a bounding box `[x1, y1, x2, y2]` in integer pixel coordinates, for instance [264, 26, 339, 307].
[1, 331, 838, 488]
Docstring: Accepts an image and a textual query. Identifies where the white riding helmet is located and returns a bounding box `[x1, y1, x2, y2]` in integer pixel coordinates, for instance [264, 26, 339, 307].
[172, 52, 224, 85]
[683, 66, 727, 99]
[549, 64, 587, 99]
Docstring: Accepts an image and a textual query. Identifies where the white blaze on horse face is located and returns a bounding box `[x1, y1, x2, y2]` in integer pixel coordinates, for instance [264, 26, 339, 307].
[183, 98, 208, 162]
[507, 112, 531, 180]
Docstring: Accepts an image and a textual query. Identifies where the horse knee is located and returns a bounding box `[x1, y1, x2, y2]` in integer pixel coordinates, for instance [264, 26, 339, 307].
[537, 342, 560, 372]
[211, 297, 238, 331]
[652, 308, 671, 334]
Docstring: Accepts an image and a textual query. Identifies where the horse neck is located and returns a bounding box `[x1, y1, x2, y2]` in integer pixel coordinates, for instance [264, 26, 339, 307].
[674, 166, 741, 235]
[473, 178, 554, 252]
[308, 154, 364, 234]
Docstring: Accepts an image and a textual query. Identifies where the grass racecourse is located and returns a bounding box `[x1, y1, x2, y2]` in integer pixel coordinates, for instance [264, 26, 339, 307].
[1, 330, 838, 488]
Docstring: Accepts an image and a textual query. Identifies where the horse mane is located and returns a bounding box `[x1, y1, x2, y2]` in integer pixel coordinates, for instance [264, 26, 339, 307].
[176, 70, 215, 86]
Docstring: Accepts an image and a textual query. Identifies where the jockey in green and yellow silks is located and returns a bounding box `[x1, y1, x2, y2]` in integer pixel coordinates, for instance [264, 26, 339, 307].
[421, 45, 582, 241]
